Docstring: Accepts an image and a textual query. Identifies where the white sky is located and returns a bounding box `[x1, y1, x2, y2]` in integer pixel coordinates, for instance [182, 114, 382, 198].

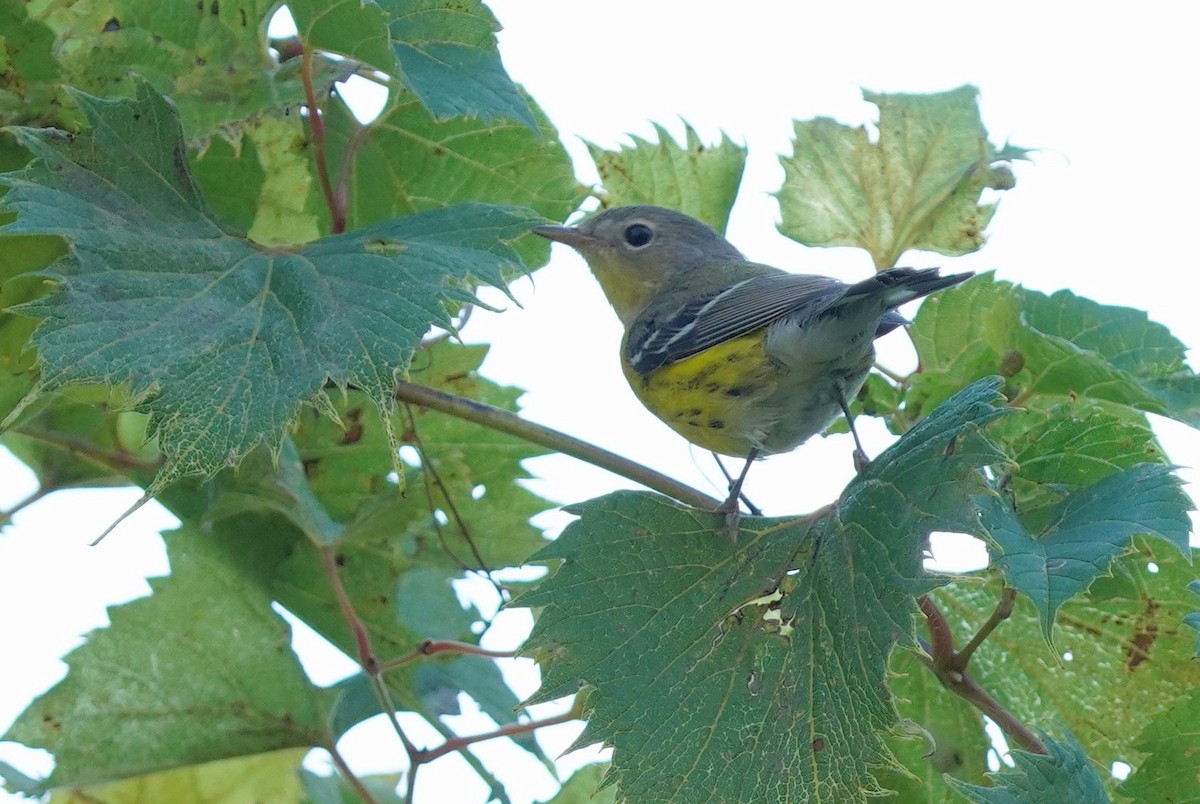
[3, 2, 1199, 802]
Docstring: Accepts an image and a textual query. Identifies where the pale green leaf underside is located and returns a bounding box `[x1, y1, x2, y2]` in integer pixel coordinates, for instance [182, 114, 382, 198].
[2, 529, 328, 792]
[588, 121, 747, 234]
[520, 379, 1009, 803]
[778, 85, 1022, 268]
[1120, 686, 1200, 802]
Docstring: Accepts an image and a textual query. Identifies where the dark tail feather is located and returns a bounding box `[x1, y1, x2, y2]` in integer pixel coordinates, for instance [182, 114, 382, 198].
[846, 267, 974, 310]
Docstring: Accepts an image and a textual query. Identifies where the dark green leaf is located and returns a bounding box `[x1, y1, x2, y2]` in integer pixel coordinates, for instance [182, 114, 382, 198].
[946, 729, 1109, 803]
[519, 379, 1009, 802]
[378, 0, 537, 129]
[982, 464, 1192, 638]
[312, 91, 580, 266]
[587, 122, 746, 233]
[0, 81, 537, 496]
[0, 0, 72, 129]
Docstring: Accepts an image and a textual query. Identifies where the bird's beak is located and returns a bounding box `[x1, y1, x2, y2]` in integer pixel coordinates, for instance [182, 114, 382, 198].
[531, 224, 594, 250]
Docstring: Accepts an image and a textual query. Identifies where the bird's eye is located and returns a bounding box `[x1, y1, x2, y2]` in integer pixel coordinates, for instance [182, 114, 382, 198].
[623, 223, 653, 248]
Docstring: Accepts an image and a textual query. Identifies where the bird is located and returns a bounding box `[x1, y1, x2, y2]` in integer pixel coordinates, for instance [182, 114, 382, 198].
[532, 205, 972, 532]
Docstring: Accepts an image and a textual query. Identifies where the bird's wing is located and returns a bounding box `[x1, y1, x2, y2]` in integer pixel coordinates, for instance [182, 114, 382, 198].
[627, 272, 847, 375]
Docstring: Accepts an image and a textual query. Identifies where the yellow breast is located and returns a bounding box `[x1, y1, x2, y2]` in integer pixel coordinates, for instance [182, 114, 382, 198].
[621, 332, 780, 457]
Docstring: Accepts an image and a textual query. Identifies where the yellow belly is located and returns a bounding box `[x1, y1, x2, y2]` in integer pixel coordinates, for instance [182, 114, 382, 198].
[622, 333, 779, 457]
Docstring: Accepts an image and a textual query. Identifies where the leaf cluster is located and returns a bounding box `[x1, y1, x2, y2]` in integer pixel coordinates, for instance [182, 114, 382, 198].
[0, 6, 1197, 803]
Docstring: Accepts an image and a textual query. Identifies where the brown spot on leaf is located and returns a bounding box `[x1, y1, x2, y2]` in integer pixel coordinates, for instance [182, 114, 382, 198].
[812, 737, 825, 752]
[1000, 350, 1025, 377]
[1125, 599, 1160, 671]
[339, 421, 364, 445]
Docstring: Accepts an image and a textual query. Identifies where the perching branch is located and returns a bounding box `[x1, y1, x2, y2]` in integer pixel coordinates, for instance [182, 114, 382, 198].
[916, 591, 1046, 755]
[394, 381, 722, 511]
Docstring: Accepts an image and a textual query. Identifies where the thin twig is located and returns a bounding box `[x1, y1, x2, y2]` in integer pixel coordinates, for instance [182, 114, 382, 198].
[301, 45, 345, 234]
[320, 547, 377, 673]
[327, 743, 379, 804]
[379, 639, 517, 673]
[0, 486, 50, 527]
[14, 426, 161, 473]
[394, 381, 720, 511]
[413, 710, 579, 765]
[957, 586, 1018, 665]
[916, 592, 1047, 754]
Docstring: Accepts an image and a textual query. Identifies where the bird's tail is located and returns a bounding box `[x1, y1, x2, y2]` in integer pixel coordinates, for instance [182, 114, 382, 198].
[844, 267, 974, 309]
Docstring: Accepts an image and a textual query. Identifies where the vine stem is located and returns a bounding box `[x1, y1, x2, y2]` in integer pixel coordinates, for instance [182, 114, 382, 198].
[413, 709, 580, 765]
[916, 591, 1047, 755]
[301, 44, 346, 234]
[393, 381, 720, 511]
[328, 744, 379, 804]
[379, 639, 516, 673]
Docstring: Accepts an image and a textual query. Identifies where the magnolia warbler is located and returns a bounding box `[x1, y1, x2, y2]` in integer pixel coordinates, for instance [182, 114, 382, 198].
[533, 206, 971, 526]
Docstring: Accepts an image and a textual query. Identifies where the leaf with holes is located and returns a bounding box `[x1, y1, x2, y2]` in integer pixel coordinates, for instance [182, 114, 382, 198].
[519, 379, 1008, 802]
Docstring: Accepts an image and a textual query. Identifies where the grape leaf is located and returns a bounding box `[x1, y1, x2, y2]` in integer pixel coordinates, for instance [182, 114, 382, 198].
[932, 541, 1200, 777]
[312, 90, 581, 264]
[0, 0, 73, 129]
[45, 748, 309, 804]
[877, 650, 990, 800]
[910, 274, 1200, 428]
[947, 729, 1109, 803]
[981, 463, 1192, 639]
[1120, 686, 1200, 803]
[0, 80, 538, 499]
[31, 0, 322, 139]
[377, 0, 538, 129]
[519, 379, 1009, 802]
[2, 526, 330, 792]
[587, 122, 746, 233]
[778, 86, 1027, 268]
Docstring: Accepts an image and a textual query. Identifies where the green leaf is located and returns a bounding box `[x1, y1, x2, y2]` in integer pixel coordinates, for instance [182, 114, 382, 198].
[191, 116, 321, 247]
[878, 650, 990, 800]
[312, 90, 581, 265]
[778, 86, 1025, 268]
[1187, 580, 1200, 658]
[910, 274, 1200, 429]
[0, 0, 73, 129]
[587, 122, 746, 233]
[931, 542, 1200, 777]
[982, 463, 1192, 639]
[946, 728, 1110, 803]
[519, 379, 1009, 802]
[2, 526, 329, 792]
[45, 748, 309, 803]
[377, 0, 538, 129]
[299, 768, 405, 804]
[1119, 686, 1200, 802]
[0, 81, 537, 496]
[541, 764, 617, 804]
[996, 401, 1164, 532]
[287, 0, 396, 74]
[33, 0, 312, 138]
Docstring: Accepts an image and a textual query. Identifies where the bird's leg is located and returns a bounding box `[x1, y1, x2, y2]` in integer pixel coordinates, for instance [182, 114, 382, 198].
[837, 393, 871, 474]
[713, 453, 762, 516]
[713, 449, 758, 541]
